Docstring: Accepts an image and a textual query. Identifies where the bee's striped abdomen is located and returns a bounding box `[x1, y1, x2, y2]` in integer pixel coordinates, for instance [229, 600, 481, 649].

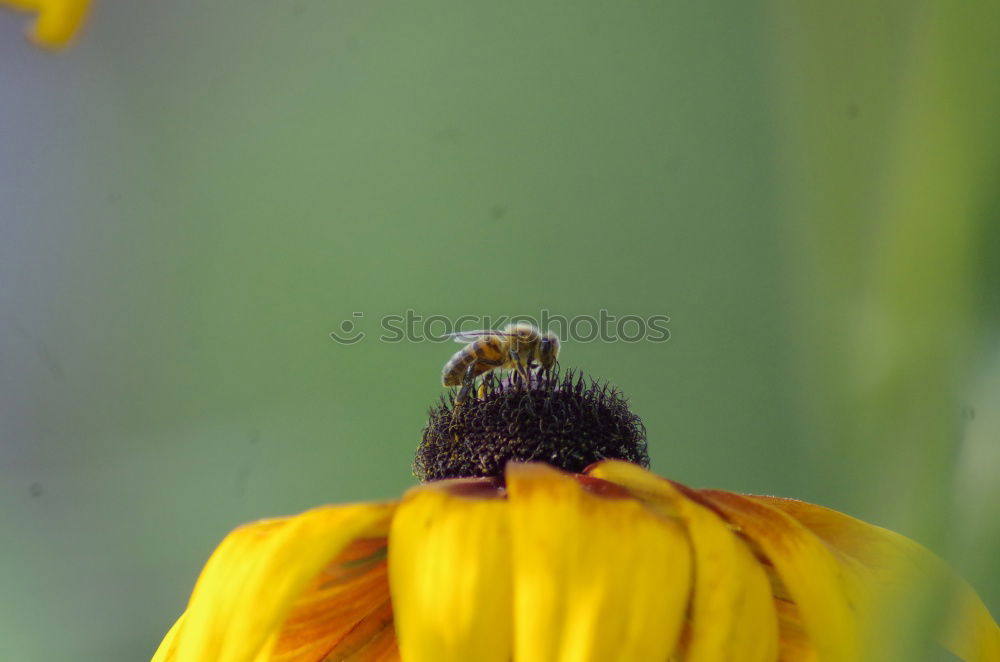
[441, 337, 506, 386]
[441, 345, 477, 386]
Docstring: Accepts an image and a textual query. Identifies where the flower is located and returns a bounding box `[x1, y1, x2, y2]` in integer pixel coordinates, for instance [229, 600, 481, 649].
[1, 0, 90, 49]
[153, 372, 999, 661]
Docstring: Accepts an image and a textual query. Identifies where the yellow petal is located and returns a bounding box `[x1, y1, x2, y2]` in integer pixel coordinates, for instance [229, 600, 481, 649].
[151, 613, 185, 662]
[755, 496, 1000, 662]
[2, 0, 90, 48]
[30, 0, 89, 48]
[154, 502, 395, 662]
[696, 490, 861, 661]
[506, 462, 692, 662]
[587, 460, 777, 662]
[388, 478, 512, 662]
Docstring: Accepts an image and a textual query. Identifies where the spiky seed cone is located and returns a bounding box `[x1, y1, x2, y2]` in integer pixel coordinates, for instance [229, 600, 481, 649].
[415, 368, 649, 482]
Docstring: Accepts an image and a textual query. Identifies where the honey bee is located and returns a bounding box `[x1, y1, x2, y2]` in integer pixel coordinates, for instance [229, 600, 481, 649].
[442, 323, 560, 403]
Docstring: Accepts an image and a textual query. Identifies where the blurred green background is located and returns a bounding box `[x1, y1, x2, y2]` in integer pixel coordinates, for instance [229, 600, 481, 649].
[1, 0, 998, 659]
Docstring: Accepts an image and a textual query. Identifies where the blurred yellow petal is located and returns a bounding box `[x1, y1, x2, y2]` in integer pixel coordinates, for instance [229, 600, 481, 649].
[153, 503, 395, 662]
[587, 460, 777, 662]
[755, 496, 1000, 662]
[1, 0, 89, 48]
[388, 478, 512, 662]
[696, 490, 861, 661]
[151, 613, 185, 662]
[506, 462, 692, 662]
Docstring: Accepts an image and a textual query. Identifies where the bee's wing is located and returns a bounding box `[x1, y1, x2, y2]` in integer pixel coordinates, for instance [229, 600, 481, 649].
[446, 330, 514, 343]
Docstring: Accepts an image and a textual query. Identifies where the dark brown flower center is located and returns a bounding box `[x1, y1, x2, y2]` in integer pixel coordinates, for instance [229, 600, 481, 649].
[415, 369, 649, 482]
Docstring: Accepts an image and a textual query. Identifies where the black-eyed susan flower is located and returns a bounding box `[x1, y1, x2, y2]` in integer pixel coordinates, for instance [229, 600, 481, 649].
[1, 0, 89, 48]
[154, 371, 999, 661]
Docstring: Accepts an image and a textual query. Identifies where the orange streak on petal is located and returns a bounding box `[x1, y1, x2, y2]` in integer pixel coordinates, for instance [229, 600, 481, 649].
[753, 495, 1000, 662]
[774, 599, 820, 662]
[319, 598, 396, 662]
[271, 538, 393, 661]
[155, 503, 396, 662]
[586, 460, 777, 662]
[695, 490, 861, 661]
[368, 633, 402, 662]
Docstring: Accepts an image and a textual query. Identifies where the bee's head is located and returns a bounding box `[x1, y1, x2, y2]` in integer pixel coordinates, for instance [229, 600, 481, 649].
[538, 332, 560, 368]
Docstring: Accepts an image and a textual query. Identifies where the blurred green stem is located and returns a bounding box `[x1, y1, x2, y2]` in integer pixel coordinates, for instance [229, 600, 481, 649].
[770, 0, 1000, 657]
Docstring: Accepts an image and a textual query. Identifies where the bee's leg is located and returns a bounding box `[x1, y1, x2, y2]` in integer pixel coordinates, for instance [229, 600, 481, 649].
[456, 359, 502, 404]
[526, 346, 540, 382]
[509, 350, 525, 384]
[456, 363, 479, 404]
